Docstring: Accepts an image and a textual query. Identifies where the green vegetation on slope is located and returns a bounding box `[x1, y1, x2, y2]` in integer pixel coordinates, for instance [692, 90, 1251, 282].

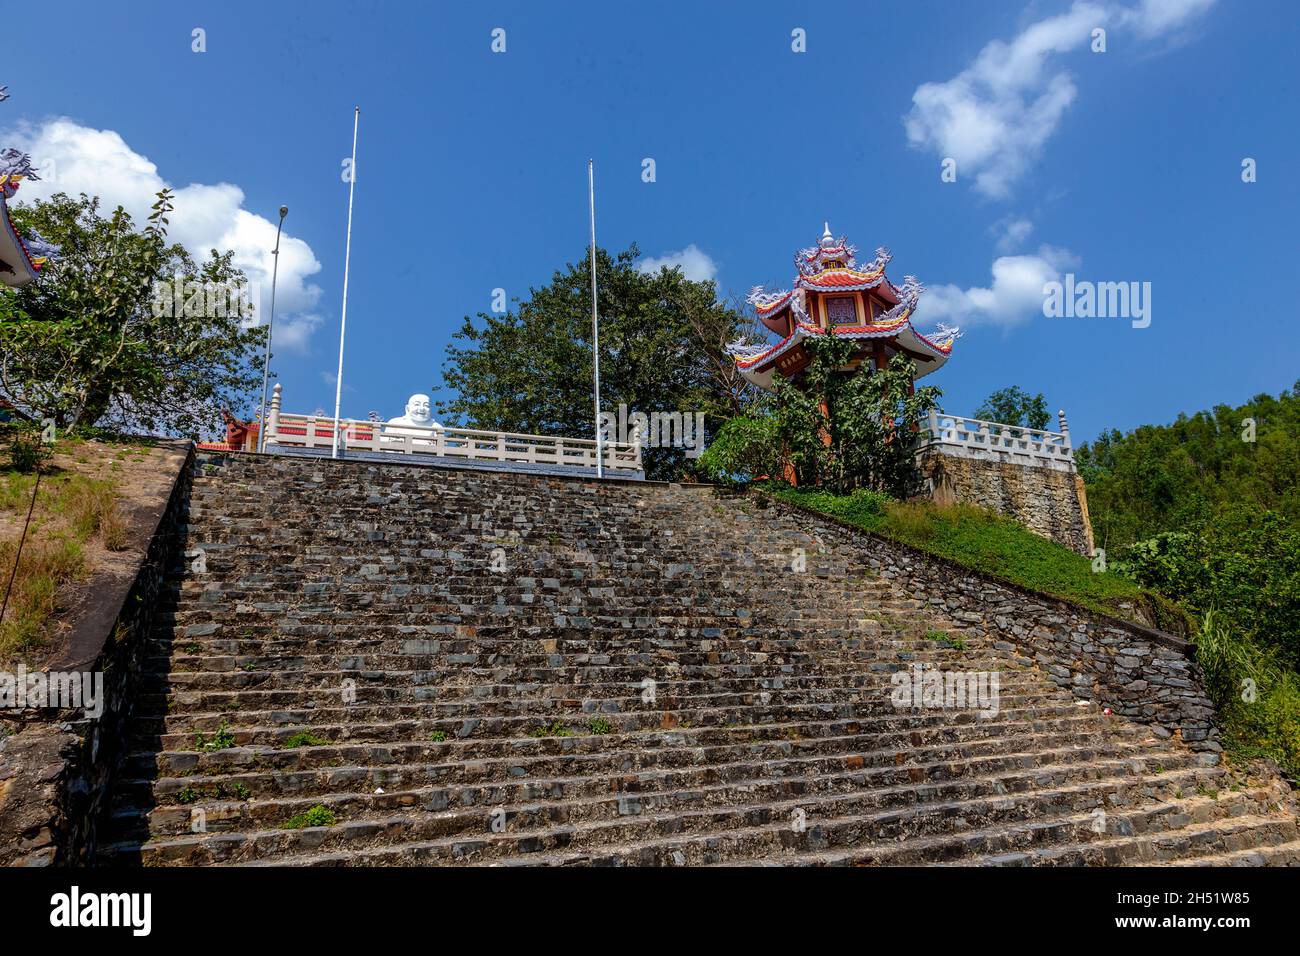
[1077, 381, 1300, 548]
[754, 483, 1185, 628]
[1195, 612, 1300, 780]
[1078, 383, 1300, 778]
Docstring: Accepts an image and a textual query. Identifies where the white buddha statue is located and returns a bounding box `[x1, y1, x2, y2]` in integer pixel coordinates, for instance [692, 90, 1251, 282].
[384, 393, 442, 436]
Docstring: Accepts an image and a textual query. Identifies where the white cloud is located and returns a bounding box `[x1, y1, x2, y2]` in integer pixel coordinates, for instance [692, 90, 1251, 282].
[1124, 0, 1216, 37]
[904, 0, 1216, 198]
[2, 118, 325, 352]
[637, 244, 718, 283]
[991, 216, 1035, 253]
[921, 245, 1080, 329]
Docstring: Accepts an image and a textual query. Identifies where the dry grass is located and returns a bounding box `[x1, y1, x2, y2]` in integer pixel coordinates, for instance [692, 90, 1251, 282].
[0, 536, 84, 657]
[0, 436, 135, 660]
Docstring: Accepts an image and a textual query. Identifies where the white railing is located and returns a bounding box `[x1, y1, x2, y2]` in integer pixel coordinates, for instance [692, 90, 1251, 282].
[262, 386, 642, 473]
[917, 409, 1075, 472]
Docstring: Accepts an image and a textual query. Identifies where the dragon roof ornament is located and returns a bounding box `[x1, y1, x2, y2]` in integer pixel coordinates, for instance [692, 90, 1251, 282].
[796, 222, 861, 276]
[1, 94, 59, 281]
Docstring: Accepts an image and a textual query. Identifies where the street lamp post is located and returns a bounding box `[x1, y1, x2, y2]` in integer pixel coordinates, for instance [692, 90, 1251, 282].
[257, 205, 288, 453]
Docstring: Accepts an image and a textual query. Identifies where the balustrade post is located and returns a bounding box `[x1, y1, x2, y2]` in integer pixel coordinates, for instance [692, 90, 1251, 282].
[266, 383, 282, 449]
[1057, 408, 1071, 453]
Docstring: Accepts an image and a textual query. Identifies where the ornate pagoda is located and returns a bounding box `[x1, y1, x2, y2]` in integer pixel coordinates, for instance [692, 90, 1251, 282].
[727, 223, 958, 391]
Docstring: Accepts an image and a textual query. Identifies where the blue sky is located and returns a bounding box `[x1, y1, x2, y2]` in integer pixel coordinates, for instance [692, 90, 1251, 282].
[5, 0, 1297, 445]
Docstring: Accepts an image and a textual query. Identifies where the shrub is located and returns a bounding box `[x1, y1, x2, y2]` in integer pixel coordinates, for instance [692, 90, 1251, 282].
[696, 415, 782, 485]
[1195, 611, 1300, 780]
[7, 429, 50, 474]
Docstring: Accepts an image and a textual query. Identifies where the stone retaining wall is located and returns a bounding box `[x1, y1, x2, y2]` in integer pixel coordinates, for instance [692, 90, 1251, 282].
[920, 450, 1095, 555]
[761, 495, 1218, 753]
[0, 443, 192, 865]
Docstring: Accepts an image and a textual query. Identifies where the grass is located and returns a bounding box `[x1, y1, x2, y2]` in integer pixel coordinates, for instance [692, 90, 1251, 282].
[175, 781, 251, 804]
[1195, 611, 1300, 781]
[0, 434, 136, 660]
[429, 730, 447, 742]
[283, 732, 330, 748]
[928, 630, 965, 650]
[588, 716, 614, 735]
[528, 721, 575, 738]
[281, 805, 337, 829]
[756, 483, 1187, 627]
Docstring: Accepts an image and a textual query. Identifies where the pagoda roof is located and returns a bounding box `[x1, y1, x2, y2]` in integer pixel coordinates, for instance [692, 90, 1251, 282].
[797, 266, 890, 293]
[729, 223, 960, 391]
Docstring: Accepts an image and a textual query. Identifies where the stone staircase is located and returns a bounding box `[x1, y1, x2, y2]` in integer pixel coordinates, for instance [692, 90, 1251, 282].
[95, 453, 1300, 866]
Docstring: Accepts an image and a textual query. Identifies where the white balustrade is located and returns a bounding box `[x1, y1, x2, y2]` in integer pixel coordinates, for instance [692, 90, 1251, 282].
[261, 386, 641, 473]
[917, 409, 1075, 472]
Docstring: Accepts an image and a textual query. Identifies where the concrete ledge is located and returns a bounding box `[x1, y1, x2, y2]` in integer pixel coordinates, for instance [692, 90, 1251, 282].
[265, 443, 646, 481]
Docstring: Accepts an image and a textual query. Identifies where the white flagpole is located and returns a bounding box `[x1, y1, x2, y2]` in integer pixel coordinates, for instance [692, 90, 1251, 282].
[588, 159, 603, 479]
[332, 106, 360, 459]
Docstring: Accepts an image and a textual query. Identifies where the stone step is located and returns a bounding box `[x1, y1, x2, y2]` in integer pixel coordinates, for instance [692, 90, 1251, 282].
[119, 735, 1185, 818]
[99, 453, 1294, 866]
[196, 778, 1256, 869]
[110, 750, 1204, 843]
[134, 708, 1116, 755]
[105, 761, 1217, 866]
[129, 694, 1093, 747]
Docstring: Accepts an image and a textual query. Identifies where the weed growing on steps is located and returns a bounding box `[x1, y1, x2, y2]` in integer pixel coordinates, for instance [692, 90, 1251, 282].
[175, 781, 250, 804]
[283, 732, 330, 748]
[928, 630, 966, 651]
[282, 805, 336, 829]
[588, 717, 614, 735]
[429, 730, 447, 742]
[193, 721, 235, 752]
[529, 721, 574, 738]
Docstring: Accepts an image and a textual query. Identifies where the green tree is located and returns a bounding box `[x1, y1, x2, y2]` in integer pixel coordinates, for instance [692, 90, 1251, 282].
[699, 337, 941, 498]
[436, 245, 757, 480]
[1083, 384, 1300, 664]
[0, 190, 265, 436]
[974, 385, 1051, 430]
[1078, 383, 1300, 547]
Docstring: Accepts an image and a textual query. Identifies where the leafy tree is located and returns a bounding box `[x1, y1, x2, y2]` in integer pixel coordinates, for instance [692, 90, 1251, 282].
[1084, 384, 1300, 664]
[698, 336, 941, 498]
[436, 244, 758, 480]
[0, 190, 265, 436]
[1114, 506, 1300, 665]
[1078, 383, 1300, 547]
[974, 385, 1051, 430]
